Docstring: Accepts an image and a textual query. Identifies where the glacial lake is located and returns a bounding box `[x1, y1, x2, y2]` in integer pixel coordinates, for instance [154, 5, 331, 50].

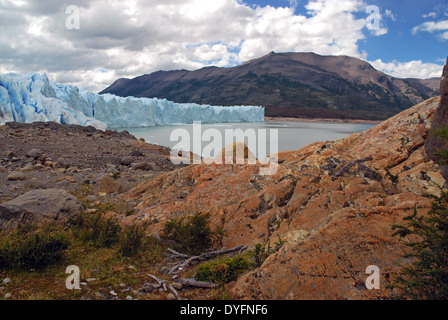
[118, 120, 376, 154]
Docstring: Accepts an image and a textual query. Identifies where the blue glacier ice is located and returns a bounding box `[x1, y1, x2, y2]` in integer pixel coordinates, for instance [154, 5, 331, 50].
[0, 73, 264, 131]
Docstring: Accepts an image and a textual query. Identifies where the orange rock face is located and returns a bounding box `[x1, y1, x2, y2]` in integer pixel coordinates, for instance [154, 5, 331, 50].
[123, 97, 443, 300]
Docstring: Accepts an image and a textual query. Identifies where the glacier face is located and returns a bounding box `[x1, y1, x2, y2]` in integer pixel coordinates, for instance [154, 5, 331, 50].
[0, 73, 264, 131]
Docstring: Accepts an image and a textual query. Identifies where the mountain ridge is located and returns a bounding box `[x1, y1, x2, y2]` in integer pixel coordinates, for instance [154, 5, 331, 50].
[101, 52, 440, 121]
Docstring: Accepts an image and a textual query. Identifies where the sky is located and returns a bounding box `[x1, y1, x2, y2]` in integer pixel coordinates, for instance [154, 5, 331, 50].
[0, 0, 447, 92]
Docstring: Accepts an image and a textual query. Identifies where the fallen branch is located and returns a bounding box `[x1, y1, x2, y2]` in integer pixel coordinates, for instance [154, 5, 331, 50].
[165, 248, 190, 261]
[176, 278, 219, 289]
[168, 245, 248, 274]
[167, 284, 181, 300]
[332, 156, 373, 181]
[146, 273, 181, 300]
[147, 273, 167, 292]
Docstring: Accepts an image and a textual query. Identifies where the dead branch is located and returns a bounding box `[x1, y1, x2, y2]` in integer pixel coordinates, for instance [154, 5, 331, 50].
[176, 278, 219, 289]
[146, 273, 181, 300]
[147, 273, 167, 292]
[167, 284, 181, 300]
[165, 248, 190, 261]
[167, 245, 248, 274]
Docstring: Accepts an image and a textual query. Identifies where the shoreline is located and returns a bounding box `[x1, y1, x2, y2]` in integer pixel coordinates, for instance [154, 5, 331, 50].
[264, 116, 382, 125]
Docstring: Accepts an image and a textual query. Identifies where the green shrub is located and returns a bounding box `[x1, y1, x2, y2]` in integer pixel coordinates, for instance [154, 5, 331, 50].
[249, 234, 286, 268]
[250, 242, 268, 268]
[68, 212, 121, 248]
[138, 236, 166, 264]
[195, 255, 251, 284]
[119, 224, 146, 257]
[0, 227, 70, 270]
[391, 192, 448, 299]
[161, 211, 215, 255]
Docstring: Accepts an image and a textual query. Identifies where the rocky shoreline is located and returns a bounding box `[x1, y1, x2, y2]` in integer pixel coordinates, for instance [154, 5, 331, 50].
[265, 116, 382, 124]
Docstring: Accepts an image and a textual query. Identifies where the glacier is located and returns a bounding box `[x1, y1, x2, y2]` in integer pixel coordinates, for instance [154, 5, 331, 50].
[0, 73, 265, 131]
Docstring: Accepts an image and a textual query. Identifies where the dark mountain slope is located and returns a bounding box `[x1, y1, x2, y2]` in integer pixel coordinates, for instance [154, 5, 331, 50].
[101, 52, 440, 121]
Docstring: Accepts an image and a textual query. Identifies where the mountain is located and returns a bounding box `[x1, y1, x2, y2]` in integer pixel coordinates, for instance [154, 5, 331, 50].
[0, 73, 263, 130]
[101, 52, 440, 121]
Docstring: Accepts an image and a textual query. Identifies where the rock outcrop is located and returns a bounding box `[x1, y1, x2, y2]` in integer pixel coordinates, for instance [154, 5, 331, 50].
[122, 96, 443, 299]
[0, 189, 83, 229]
[425, 57, 448, 183]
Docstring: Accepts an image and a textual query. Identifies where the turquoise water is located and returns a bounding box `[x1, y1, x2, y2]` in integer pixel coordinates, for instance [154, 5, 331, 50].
[119, 120, 376, 153]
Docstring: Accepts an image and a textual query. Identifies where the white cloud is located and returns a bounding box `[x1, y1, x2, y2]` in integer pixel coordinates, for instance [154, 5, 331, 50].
[384, 9, 395, 21]
[370, 59, 443, 79]
[0, 0, 442, 91]
[442, 31, 448, 41]
[413, 20, 448, 33]
[413, 19, 448, 41]
[422, 12, 437, 19]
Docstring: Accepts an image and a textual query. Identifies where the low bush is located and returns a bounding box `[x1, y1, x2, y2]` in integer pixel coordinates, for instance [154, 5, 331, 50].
[195, 255, 251, 284]
[119, 223, 146, 257]
[249, 234, 286, 268]
[0, 226, 70, 270]
[68, 212, 121, 248]
[161, 211, 216, 255]
[391, 192, 448, 299]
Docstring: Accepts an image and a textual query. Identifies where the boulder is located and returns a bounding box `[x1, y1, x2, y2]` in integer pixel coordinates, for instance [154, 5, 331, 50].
[132, 162, 157, 171]
[130, 150, 143, 157]
[6, 171, 27, 181]
[120, 157, 134, 166]
[0, 189, 83, 229]
[93, 175, 123, 195]
[85, 195, 98, 202]
[26, 149, 44, 159]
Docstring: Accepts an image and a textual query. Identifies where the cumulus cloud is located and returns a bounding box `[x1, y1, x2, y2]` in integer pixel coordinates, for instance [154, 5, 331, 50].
[0, 0, 442, 92]
[370, 59, 443, 79]
[413, 16, 448, 44]
[413, 20, 448, 35]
